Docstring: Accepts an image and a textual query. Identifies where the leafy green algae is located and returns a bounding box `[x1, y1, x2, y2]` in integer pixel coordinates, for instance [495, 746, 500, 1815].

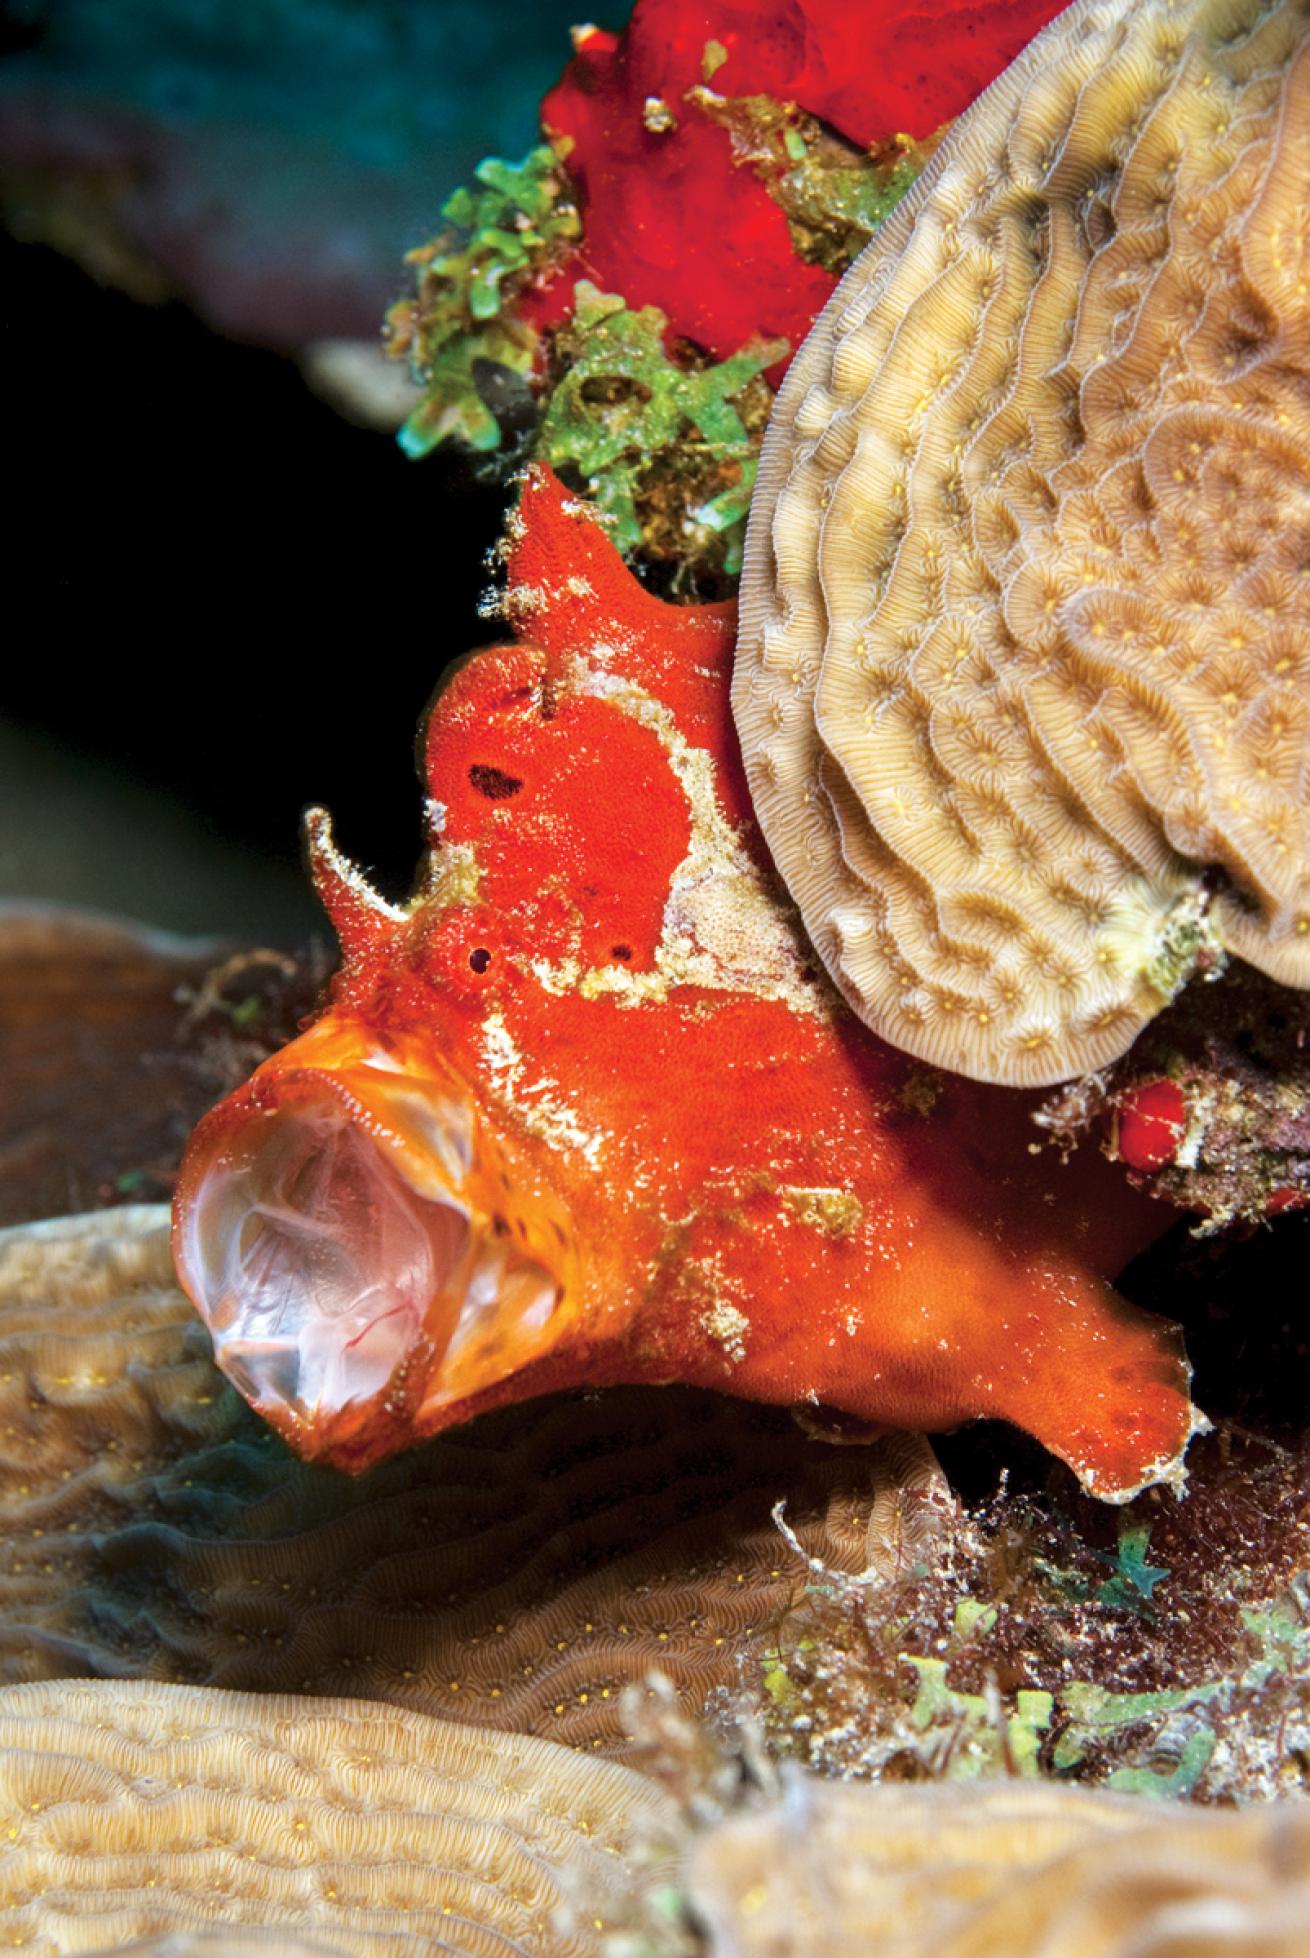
[688, 88, 929, 275]
[1035, 1516, 1172, 1618]
[388, 97, 929, 586]
[538, 283, 784, 576]
[389, 144, 580, 455]
[757, 1443, 1310, 1803]
[904, 1656, 1054, 1779]
[387, 145, 784, 582]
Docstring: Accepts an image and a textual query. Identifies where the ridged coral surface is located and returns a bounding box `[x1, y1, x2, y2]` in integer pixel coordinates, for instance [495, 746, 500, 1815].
[0, 910, 223, 1227]
[737, 0, 1310, 1086]
[686, 1778, 1310, 1954]
[0, 1677, 674, 1956]
[0, 1207, 872, 1755]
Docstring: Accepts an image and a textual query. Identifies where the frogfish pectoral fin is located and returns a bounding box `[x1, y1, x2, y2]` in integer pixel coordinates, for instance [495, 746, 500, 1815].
[172, 1015, 576, 1469]
[978, 1279, 1206, 1502]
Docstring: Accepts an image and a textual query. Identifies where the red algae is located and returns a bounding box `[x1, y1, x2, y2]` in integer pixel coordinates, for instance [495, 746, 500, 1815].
[540, 0, 1067, 358]
[392, 0, 1073, 587]
[1114, 1082, 1189, 1178]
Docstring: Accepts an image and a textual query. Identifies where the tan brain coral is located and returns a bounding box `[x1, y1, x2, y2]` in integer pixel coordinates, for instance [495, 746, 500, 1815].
[686, 1779, 1310, 1955]
[0, 1208, 870, 1755]
[0, 1677, 675, 1957]
[736, 0, 1310, 1085]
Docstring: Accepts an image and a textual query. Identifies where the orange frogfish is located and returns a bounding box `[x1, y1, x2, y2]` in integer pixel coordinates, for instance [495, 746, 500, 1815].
[173, 467, 1202, 1500]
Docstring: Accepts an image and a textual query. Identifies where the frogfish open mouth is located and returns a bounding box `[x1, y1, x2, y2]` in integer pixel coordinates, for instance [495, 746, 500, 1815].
[174, 466, 1203, 1499]
[174, 1013, 581, 1465]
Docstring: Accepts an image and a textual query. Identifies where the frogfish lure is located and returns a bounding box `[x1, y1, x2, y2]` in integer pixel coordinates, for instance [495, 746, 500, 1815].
[173, 468, 1203, 1499]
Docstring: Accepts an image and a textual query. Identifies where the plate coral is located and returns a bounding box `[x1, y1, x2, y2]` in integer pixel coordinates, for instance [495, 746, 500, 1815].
[736, 0, 1310, 1085]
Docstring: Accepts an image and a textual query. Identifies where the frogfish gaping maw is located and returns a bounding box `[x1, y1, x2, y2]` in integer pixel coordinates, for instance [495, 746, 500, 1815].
[172, 468, 1202, 1500]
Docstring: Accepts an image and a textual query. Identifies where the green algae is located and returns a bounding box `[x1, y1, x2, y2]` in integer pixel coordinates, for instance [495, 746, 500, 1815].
[538, 283, 785, 576]
[688, 89, 929, 276]
[1036, 1516, 1171, 1618]
[1050, 1600, 1310, 1794]
[1095, 1521, 1171, 1610]
[391, 93, 927, 586]
[391, 143, 580, 455]
[757, 1443, 1310, 1802]
[905, 1655, 1054, 1779]
[1144, 889, 1227, 1005]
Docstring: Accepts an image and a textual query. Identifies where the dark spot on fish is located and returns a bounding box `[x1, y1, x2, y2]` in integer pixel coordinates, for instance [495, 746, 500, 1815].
[611, 944, 632, 962]
[469, 763, 524, 800]
[469, 947, 493, 973]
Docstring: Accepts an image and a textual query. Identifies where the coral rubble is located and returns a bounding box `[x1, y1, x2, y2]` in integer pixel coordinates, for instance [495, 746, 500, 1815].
[1103, 966, 1310, 1225]
[756, 1422, 1310, 1803]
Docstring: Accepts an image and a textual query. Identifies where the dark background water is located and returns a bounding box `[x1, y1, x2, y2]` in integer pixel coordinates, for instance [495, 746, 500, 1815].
[2, 0, 593, 939]
[4, 231, 503, 938]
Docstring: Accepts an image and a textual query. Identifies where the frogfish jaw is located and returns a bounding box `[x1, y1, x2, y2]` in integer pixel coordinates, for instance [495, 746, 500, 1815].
[171, 1015, 577, 1470]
